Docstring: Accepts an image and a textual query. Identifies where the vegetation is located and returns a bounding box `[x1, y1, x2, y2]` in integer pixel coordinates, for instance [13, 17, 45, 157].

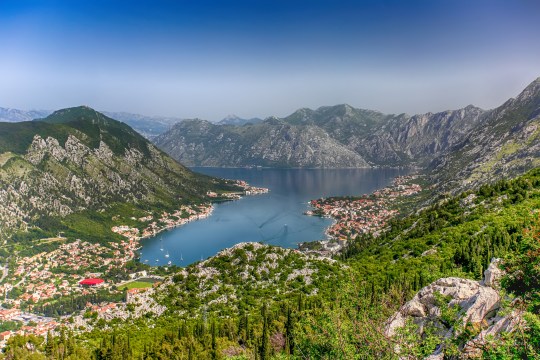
[3, 104, 540, 358]
[118, 281, 153, 291]
[4, 169, 540, 358]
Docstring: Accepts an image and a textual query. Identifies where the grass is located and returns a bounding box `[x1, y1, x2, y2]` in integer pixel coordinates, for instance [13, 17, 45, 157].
[119, 281, 154, 290]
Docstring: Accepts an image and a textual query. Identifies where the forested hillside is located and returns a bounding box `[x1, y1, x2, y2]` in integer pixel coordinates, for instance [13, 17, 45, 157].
[4, 169, 540, 359]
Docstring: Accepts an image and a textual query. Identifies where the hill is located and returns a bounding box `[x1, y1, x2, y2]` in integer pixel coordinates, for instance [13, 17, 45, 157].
[0, 106, 240, 240]
[6, 169, 540, 359]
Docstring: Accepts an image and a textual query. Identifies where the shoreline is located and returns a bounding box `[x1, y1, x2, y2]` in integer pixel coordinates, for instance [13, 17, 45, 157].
[113, 181, 269, 261]
[301, 175, 423, 255]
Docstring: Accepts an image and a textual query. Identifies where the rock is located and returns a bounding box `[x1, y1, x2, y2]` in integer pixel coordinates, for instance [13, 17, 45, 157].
[482, 258, 503, 288]
[463, 309, 524, 357]
[386, 277, 500, 337]
[385, 258, 509, 358]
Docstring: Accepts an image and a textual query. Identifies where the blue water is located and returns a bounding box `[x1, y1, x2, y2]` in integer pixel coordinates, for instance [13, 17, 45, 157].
[140, 168, 405, 266]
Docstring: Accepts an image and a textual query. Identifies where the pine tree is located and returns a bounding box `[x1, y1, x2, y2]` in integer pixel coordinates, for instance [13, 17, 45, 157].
[259, 304, 269, 360]
[285, 306, 295, 355]
[211, 320, 217, 360]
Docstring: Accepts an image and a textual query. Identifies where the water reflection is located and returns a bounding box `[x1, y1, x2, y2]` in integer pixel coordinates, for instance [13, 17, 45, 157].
[140, 168, 405, 266]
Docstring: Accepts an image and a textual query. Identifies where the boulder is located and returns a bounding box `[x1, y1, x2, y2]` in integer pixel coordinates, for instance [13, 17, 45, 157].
[385, 258, 517, 358]
[385, 277, 500, 337]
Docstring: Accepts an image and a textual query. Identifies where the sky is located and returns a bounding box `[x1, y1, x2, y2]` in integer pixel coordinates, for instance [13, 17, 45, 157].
[0, 0, 539, 121]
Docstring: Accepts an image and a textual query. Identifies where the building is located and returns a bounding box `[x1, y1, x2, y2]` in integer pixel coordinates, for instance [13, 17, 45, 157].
[79, 278, 105, 287]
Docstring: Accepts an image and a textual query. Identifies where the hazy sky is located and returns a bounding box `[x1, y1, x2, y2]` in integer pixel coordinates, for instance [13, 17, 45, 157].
[1, 0, 539, 120]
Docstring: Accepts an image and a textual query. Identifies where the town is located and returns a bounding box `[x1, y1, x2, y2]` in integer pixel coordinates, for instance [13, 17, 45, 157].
[304, 175, 423, 255]
[0, 181, 269, 345]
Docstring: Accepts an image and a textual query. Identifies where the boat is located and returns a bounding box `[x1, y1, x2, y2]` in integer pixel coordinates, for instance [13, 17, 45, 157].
[167, 260, 172, 265]
[155, 259, 159, 262]
[165, 250, 170, 258]
[144, 259, 149, 263]
[180, 253, 183, 261]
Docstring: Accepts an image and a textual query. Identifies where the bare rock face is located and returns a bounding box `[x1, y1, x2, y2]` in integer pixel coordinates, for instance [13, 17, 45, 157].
[0, 106, 217, 235]
[481, 258, 503, 288]
[385, 258, 520, 358]
[385, 277, 500, 337]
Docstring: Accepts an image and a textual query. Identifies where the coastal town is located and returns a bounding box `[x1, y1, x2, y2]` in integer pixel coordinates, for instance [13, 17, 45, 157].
[0, 174, 422, 344]
[0, 175, 421, 343]
[0, 180, 269, 344]
[303, 175, 423, 255]
[0, 175, 425, 343]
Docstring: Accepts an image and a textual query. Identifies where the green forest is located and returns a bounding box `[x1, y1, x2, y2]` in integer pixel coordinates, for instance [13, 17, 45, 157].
[4, 169, 540, 359]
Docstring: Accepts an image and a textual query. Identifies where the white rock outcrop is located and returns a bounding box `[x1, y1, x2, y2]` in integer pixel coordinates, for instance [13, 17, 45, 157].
[386, 258, 519, 358]
[386, 277, 500, 337]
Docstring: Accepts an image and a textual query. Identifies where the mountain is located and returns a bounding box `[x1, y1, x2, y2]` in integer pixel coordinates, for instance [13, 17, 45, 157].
[101, 111, 184, 138]
[0, 107, 51, 122]
[154, 103, 487, 168]
[430, 77, 540, 192]
[217, 114, 263, 126]
[0, 107, 183, 139]
[154, 79, 539, 182]
[154, 118, 369, 168]
[0, 106, 238, 237]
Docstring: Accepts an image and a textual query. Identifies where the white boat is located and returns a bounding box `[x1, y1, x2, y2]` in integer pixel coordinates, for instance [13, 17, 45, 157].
[180, 253, 183, 261]
[165, 250, 170, 258]
[160, 237, 164, 251]
[167, 260, 172, 265]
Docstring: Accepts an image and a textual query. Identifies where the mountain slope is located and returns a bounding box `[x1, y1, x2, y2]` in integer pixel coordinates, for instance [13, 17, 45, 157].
[431, 77, 540, 192]
[155, 118, 370, 168]
[154, 103, 488, 168]
[0, 106, 237, 235]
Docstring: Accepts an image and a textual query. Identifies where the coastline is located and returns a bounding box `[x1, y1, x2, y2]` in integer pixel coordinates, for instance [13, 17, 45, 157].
[300, 175, 423, 255]
[112, 181, 270, 258]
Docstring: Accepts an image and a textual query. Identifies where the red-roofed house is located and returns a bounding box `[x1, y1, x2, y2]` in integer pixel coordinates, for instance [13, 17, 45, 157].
[79, 278, 104, 287]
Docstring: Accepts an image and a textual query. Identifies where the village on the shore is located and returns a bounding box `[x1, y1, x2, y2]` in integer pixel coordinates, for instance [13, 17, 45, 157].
[302, 175, 423, 255]
[0, 175, 422, 345]
[0, 180, 268, 346]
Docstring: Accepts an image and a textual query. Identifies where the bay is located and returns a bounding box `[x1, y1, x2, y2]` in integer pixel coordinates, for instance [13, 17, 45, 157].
[140, 168, 406, 266]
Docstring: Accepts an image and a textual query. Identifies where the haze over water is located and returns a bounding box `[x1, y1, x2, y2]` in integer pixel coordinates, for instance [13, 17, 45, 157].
[140, 168, 406, 266]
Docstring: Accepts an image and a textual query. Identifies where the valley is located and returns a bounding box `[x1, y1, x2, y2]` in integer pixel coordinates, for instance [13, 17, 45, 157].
[0, 78, 539, 358]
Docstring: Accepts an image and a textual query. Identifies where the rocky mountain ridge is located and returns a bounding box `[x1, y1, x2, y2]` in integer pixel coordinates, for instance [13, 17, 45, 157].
[155, 78, 540, 190]
[155, 101, 488, 169]
[155, 118, 369, 168]
[430, 78, 540, 192]
[0, 106, 236, 236]
[386, 258, 521, 359]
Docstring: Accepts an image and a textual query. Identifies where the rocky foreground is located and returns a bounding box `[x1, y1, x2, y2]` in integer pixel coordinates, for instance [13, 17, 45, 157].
[386, 258, 522, 359]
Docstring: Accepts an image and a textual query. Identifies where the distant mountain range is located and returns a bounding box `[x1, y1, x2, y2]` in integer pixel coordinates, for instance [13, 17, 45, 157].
[0, 108, 184, 139]
[3, 78, 539, 191]
[0, 108, 51, 122]
[154, 102, 489, 169]
[217, 114, 263, 126]
[0, 108, 263, 138]
[155, 78, 540, 191]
